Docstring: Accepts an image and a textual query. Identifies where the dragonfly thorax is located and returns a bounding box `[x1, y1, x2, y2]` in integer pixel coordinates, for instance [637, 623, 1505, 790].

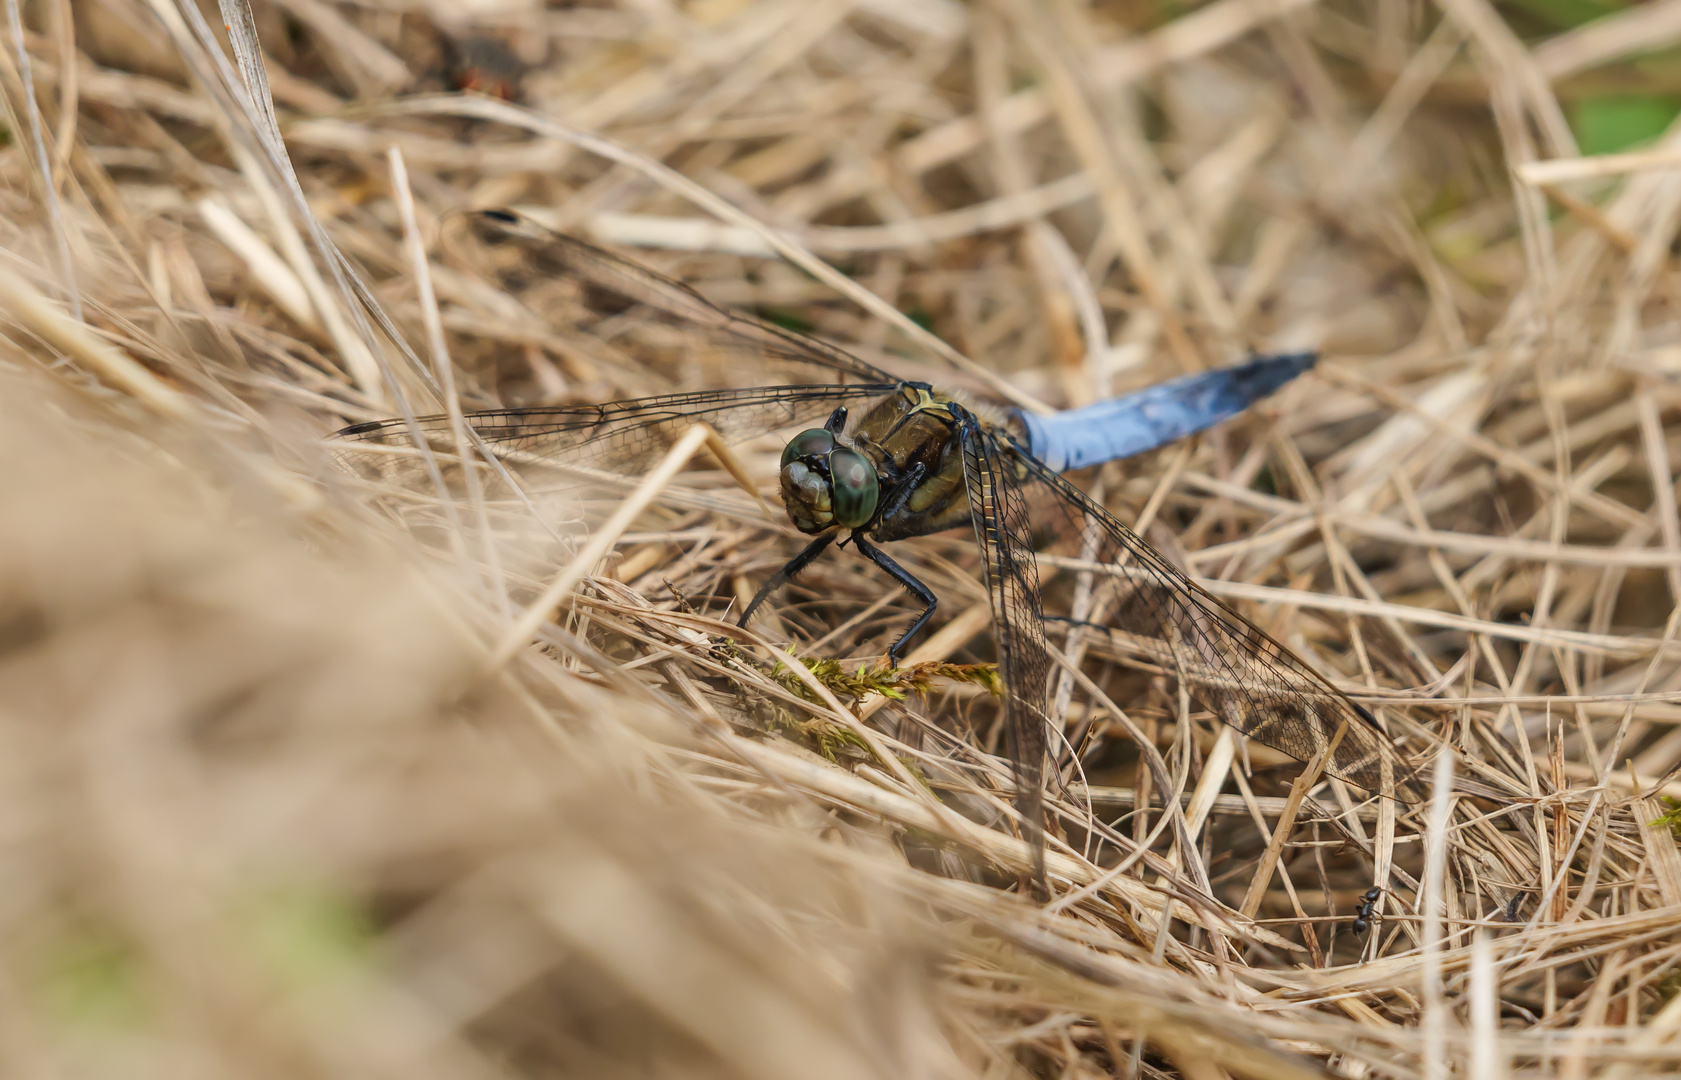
[779, 428, 880, 532]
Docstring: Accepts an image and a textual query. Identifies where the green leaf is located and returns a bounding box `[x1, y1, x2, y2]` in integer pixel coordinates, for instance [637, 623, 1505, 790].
[1502, 0, 1623, 30]
[241, 882, 374, 991]
[1650, 796, 1681, 839]
[39, 922, 149, 1032]
[1571, 95, 1681, 156]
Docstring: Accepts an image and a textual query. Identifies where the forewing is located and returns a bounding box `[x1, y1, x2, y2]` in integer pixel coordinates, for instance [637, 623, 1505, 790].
[330, 384, 891, 488]
[469, 210, 898, 386]
[336, 210, 900, 491]
[1007, 441, 1415, 803]
[958, 418, 1054, 873]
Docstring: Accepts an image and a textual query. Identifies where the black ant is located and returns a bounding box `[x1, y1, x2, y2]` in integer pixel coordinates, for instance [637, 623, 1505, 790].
[1351, 887, 1382, 935]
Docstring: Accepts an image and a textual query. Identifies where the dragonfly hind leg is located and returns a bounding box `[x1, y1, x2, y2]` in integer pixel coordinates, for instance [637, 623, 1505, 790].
[852, 534, 937, 666]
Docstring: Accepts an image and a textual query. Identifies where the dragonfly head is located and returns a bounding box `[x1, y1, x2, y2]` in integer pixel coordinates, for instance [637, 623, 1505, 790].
[779, 428, 879, 532]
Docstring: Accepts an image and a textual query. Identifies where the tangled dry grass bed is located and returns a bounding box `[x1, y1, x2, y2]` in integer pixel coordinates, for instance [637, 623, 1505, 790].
[7, 0, 1681, 1075]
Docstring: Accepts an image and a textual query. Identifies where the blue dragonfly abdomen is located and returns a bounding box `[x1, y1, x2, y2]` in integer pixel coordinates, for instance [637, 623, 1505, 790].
[1015, 352, 1317, 473]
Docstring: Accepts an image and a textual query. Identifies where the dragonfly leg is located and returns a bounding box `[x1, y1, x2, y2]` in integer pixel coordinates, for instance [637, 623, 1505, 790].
[852, 534, 937, 666]
[738, 531, 838, 630]
[874, 461, 926, 524]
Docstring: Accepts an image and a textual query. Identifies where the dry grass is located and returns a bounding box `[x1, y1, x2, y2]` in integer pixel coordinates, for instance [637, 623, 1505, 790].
[6, 0, 1681, 1074]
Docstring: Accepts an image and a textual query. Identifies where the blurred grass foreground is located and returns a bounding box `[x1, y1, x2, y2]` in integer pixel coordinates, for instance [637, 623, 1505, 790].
[6, 0, 1681, 1076]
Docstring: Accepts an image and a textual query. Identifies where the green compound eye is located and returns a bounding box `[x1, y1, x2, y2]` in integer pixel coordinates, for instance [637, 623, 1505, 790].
[781, 428, 835, 469]
[827, 446, 880, 528]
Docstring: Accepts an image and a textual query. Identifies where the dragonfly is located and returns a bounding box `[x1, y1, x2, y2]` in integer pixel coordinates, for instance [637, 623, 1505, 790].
[334, 209, 1415, 864]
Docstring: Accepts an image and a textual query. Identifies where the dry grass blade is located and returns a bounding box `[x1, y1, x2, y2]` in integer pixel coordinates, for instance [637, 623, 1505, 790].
[7, 0, 1681, 1075]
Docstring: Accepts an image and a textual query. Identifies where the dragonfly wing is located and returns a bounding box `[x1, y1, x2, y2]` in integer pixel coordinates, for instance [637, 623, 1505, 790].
[470, 210, 899, 386]
[330, 384, 894, 487]
[957, 415, 1055, 879]
[1007, 440, 1417, 803]
[335, 210, 905, 489]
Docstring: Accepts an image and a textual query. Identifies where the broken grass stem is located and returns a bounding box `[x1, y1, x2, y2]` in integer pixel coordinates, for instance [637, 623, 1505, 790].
[1239, 718, 1350, 919]
[486, 423, 713, 671]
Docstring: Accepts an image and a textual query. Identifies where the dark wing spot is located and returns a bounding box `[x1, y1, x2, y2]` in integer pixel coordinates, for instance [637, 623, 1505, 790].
[335, 420, 390, 437]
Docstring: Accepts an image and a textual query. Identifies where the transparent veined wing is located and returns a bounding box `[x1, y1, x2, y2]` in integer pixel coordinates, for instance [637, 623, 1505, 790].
[955, 411, 1055, 880]
[333, 210, 902, 485]
[1004, 437, 1418, 804]
[331, 384, 894, 486]
[467, 210, 899, 386]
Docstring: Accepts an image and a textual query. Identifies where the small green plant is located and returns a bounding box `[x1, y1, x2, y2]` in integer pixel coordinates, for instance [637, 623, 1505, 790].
[771, 654, 1002, 706]
[1571, 96, 1681, 156]
[1650, 796, 1681, 839]
[1657, 964, 1681, 1005]
[1503, 0, 1622, 31]
[38, 919, 149, 1033]
[239, 882, 375, 992]
[761, 654, 1002, 762]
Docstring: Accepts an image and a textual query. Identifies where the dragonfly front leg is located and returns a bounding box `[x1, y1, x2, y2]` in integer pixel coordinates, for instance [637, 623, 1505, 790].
[874, 461, 926, 524]
[738, 531, 838, 631]
[852, 534, 937, 666]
